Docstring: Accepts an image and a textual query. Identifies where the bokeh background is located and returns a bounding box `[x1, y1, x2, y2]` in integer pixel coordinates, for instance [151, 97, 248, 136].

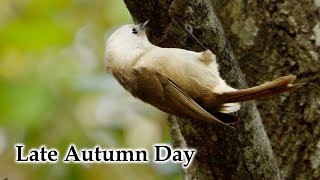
[0, 0, 181, 179]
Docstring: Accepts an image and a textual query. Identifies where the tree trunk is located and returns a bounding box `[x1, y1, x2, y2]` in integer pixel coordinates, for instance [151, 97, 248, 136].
[213, 1, 320, 179]
[122, 0, 318, 179]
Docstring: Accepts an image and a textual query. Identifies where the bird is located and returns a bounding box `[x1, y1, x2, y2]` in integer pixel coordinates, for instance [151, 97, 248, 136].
[104, 20, 304, 128]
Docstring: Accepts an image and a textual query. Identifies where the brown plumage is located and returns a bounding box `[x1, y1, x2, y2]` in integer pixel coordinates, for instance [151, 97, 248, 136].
[105, 22, 304, 128]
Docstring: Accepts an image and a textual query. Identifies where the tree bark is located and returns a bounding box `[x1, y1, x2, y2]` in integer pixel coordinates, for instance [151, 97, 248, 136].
[213, 1, 320, 179]
[119, 0, 318, 179]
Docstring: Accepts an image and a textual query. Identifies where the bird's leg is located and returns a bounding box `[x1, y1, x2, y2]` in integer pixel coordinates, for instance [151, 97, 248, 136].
[169, 0, 208, 51]
[173, 17, 208, 51]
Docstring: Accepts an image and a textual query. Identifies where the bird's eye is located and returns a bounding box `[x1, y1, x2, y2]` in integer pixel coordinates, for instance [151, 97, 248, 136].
[132, 28, 138, 34]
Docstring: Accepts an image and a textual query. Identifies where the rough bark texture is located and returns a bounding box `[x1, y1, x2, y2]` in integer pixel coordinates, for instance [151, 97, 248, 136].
[213, 1, 320, 179]
[121, 0, 318, 179]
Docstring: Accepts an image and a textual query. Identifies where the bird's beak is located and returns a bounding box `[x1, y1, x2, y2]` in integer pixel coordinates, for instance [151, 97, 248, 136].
[140, 20, 149, 31]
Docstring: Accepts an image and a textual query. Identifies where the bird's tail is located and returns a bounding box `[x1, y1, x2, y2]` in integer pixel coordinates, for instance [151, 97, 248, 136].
[219, 75, 305, 104]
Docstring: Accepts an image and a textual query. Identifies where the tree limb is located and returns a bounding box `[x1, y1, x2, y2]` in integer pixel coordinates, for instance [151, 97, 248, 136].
[124, 0, 281, 179]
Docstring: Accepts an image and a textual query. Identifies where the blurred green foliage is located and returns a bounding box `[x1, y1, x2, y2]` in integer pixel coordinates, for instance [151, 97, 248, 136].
[0, 0, 181, 179]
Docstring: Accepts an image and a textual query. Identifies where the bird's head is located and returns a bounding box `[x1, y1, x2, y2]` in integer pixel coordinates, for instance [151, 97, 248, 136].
[105, 20, 151, 70]
[105, 20, 150, 52]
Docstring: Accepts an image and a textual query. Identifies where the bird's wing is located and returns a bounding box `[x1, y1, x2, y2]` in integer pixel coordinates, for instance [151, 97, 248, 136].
[133, 66, 235, 129]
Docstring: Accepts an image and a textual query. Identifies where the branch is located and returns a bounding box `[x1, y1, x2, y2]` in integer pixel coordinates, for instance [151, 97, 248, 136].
[124, 0, 281, 178]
